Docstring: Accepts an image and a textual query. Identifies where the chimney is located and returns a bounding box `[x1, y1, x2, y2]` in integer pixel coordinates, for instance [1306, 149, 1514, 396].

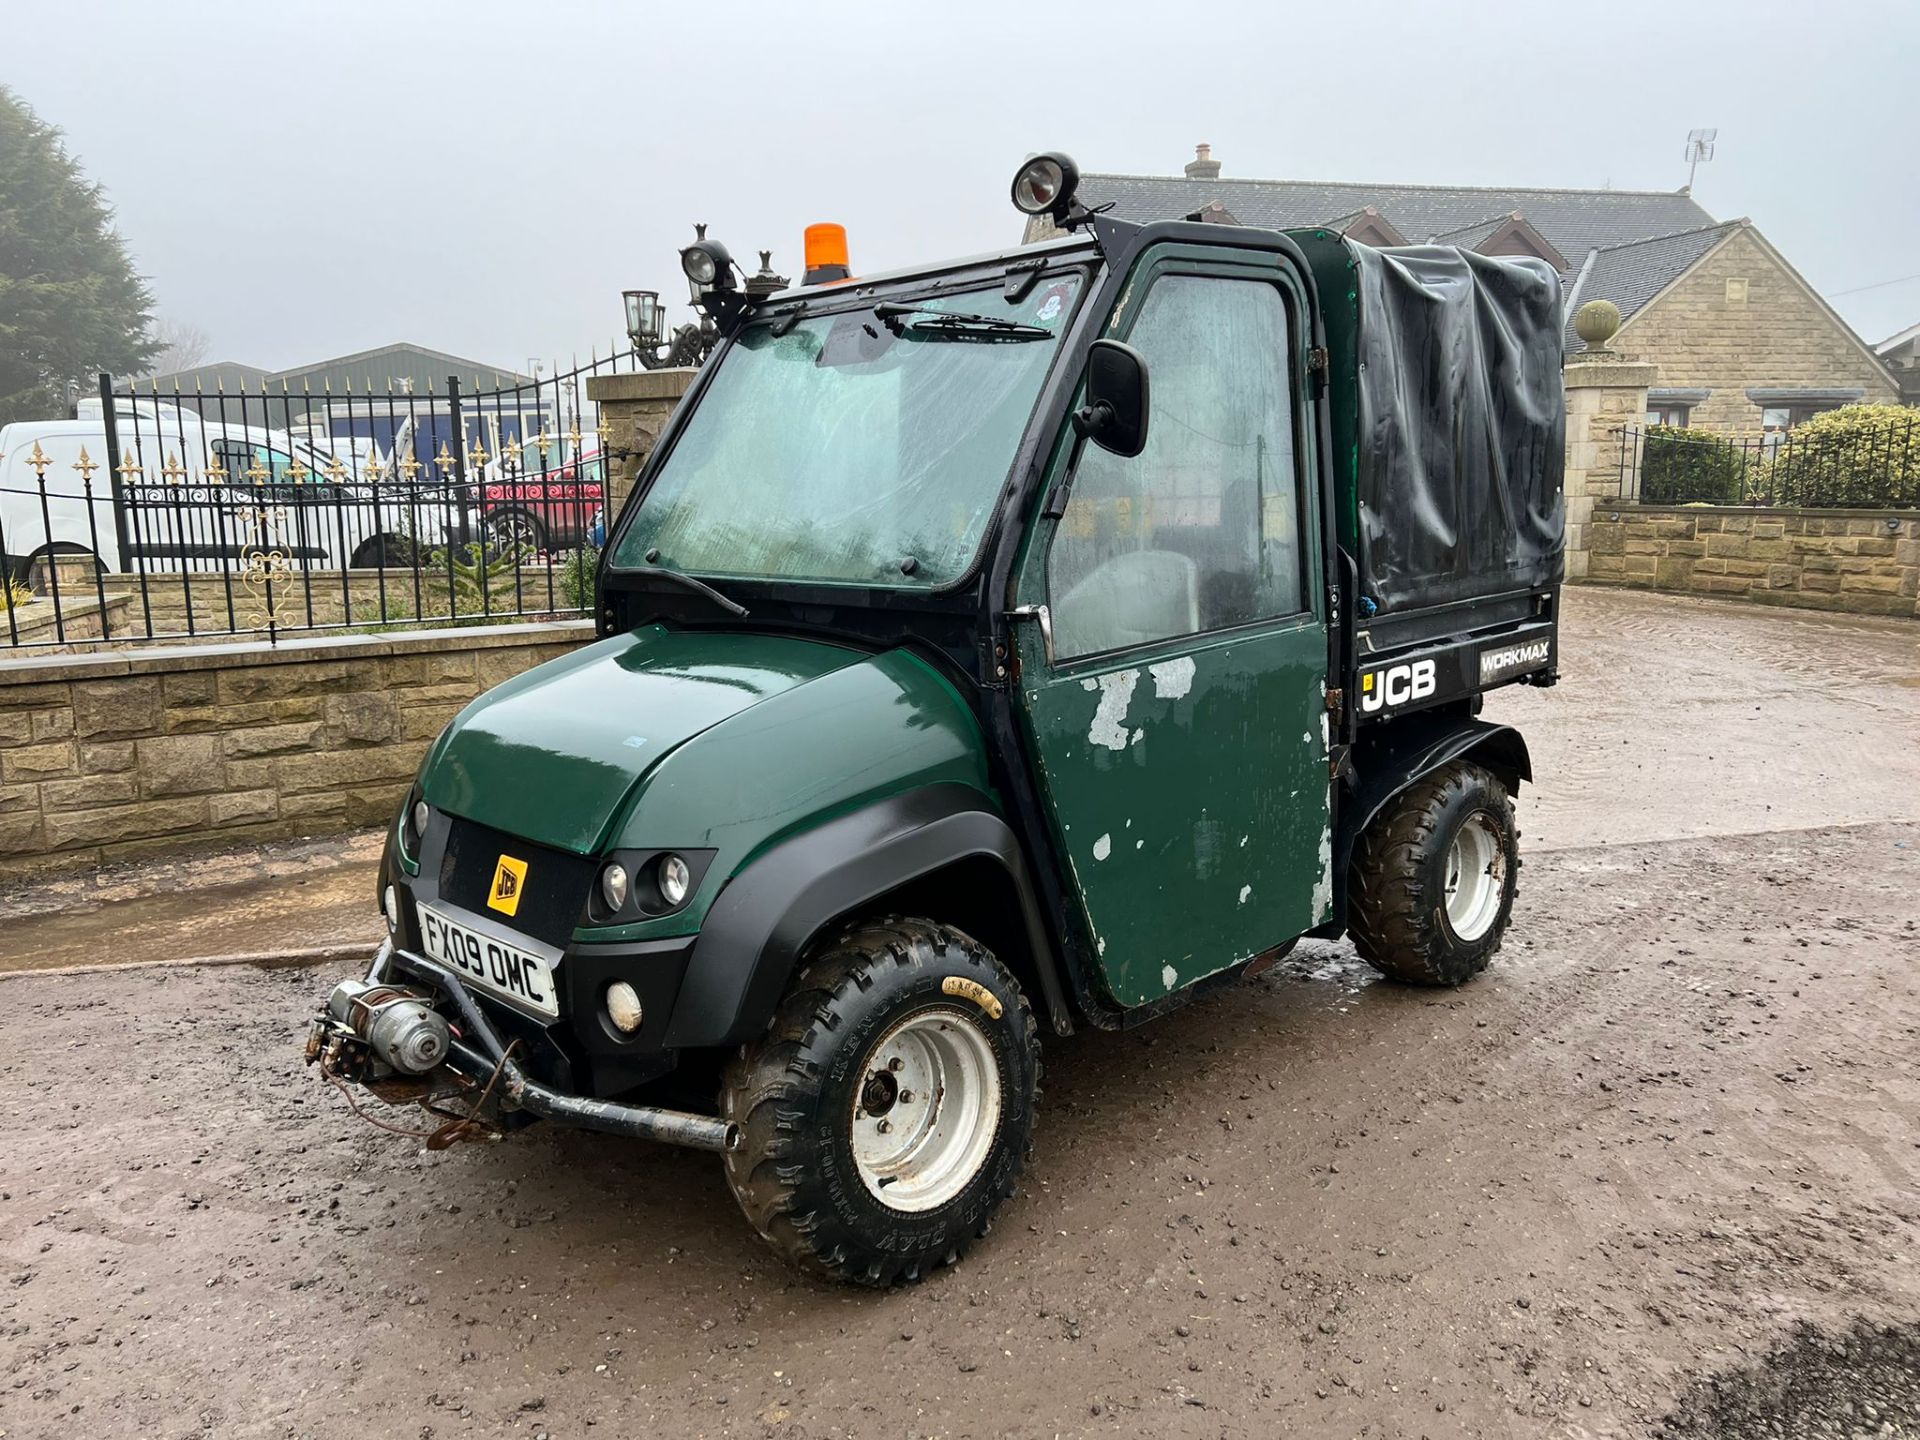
[1184, 143, 1221, 181]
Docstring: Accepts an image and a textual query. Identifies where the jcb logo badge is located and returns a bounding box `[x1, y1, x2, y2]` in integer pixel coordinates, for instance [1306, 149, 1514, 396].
[1359, 659, 1436, 714]
[488, 855, 529, 917]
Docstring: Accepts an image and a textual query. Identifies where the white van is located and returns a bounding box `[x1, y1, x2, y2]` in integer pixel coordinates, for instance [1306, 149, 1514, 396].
[0, 404, 455, 578]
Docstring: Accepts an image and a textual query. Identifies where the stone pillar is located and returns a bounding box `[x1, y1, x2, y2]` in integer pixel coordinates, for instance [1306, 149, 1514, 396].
[1562, 356, 1659, 580]
[585, 368, 698, 523]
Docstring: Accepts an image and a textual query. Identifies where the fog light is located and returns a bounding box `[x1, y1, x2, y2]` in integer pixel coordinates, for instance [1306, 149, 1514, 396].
[658, 853, 691, 907]
[606, 981, 644, 1034]
[600, 862, 630, 912]
[382, 884, 400, 932]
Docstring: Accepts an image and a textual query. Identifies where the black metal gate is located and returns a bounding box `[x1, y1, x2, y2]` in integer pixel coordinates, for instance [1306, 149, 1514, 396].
[2, 351, 647, 649]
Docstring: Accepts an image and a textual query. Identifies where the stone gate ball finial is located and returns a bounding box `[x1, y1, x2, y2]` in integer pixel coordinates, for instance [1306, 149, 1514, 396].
[1574, 299, 1622, 352]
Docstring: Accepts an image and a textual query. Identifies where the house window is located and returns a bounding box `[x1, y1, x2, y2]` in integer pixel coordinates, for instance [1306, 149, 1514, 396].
[1760, 402, 1837, 435]
[1645, 389, 1709, 429]
[1746, 388, 1864, 437]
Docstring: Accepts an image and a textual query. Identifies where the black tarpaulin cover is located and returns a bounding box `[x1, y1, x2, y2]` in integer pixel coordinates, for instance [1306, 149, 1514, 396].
[1352, 245, 1565, 614]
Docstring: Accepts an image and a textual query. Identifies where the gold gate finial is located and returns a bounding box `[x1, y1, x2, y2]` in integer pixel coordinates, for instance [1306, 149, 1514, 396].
[118, 452, 145, 483]
[434, 441, 457, 475]
[161, 452, 189, 485]
[26, 440, 52, 479]
[72, 446, 99, 482]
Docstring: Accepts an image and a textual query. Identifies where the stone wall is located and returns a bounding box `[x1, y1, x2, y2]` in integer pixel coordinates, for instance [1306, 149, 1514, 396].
[1615, 227, 1900, 433]
[0, 621, 590, 877]
[1586, 505, 1919, 617]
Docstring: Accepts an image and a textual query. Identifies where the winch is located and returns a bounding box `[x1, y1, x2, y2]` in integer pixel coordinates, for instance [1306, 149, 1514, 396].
[311, 978, 451, 1076]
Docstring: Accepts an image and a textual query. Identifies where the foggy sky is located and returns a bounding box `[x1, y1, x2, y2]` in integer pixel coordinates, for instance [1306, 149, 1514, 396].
[11, 0, 1919, 376]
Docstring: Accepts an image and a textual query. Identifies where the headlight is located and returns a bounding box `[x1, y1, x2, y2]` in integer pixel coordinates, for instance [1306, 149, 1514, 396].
[657, 853, 691, 908]
[600, 862, 630, 912]
[411, 799, 430, 841]
[382, 885, 400, 932]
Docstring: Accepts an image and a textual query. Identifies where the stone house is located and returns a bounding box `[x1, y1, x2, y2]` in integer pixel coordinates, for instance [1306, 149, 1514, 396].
[1030, 146, 1899, 435]
[1877, 322, 1920, 407]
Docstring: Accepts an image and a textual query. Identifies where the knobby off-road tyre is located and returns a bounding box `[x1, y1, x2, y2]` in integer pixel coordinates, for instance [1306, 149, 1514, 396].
[1348, 760, 1518, 986]
[720, 918, 1041, 1287]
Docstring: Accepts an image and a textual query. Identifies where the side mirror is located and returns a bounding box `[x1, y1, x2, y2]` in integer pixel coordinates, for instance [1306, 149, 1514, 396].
[1073, 339, 1150, 458]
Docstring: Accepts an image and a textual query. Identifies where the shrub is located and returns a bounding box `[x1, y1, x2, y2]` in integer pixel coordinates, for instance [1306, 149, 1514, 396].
[560, 545, 600, 611]
[4, 577, 34, 611]
[1638, 426, 1752, 505]
[1760, 405, 1920, 509]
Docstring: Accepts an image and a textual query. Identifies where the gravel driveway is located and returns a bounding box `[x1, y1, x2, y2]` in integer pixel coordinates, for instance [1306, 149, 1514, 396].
[2, 588, 1917, 1439]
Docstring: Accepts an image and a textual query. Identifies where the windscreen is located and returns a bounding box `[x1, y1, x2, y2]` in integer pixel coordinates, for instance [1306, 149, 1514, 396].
[611, 276, 1082, 587]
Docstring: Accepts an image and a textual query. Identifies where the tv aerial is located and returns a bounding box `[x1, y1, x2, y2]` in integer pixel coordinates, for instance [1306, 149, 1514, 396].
[1684, 128, 1717, 191]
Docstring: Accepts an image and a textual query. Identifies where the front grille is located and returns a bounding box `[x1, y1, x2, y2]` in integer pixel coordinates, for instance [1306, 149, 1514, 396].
[438, 816, 595, 951]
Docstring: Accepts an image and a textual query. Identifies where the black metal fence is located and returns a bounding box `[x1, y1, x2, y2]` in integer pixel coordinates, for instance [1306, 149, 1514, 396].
[1619, 417, 1920, 509]
[0, 351, 649, 649]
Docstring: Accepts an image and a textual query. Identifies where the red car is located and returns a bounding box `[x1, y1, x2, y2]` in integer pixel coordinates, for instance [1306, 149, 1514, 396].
[481, 452, 606, 554]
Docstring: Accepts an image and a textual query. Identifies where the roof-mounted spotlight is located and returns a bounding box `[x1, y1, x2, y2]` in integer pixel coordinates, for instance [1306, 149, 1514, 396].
[680, 234, 735, 299]
[1011, 152, 1081, 225]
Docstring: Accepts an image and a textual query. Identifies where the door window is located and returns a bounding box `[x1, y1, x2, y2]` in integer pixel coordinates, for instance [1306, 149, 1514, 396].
[1048, 275, 1303, 660]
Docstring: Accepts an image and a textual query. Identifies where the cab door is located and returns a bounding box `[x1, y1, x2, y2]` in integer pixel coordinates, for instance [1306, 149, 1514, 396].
[1010, 247, 1331, 1010]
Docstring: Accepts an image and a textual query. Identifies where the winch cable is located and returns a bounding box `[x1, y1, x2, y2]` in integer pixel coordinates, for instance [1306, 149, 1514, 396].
[319, 1039, 520, 1149]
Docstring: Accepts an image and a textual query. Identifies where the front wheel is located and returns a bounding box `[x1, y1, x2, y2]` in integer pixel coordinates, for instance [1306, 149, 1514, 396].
[1347, 760, 1518, 986]
[720, 918, 1040, 1286]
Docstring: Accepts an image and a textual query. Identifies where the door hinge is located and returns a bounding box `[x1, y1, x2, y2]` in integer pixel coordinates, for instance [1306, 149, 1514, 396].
[1307, 346, 1328, 372]
[1325, 686, 1344, 725]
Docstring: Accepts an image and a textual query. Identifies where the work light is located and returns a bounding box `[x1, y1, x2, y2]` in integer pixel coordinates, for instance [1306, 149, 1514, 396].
[680, 239, 733, 292]
[1011, 152, 1080, 219]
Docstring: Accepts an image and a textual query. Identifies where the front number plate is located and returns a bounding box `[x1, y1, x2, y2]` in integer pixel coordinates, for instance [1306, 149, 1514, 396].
[419, 904, 560, 1020]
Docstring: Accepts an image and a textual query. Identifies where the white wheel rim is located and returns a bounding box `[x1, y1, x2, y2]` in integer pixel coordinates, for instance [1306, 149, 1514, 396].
[1443, 811, 1506, 944]
[849, 1006, 1002, 1214]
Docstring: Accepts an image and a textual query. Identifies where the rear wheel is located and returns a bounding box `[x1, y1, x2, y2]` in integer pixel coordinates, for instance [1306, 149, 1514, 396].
[1348, 760, 1517, 986]
[720, 917, 1040, 1286]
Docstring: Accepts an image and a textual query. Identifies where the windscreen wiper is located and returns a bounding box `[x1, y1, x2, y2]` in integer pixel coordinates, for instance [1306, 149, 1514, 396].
[871, 303, 1051, 341]
[638, 557, 750, 617]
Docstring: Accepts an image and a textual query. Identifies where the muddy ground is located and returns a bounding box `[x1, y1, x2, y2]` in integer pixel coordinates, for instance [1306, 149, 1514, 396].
[1, 587, 1917, 1439]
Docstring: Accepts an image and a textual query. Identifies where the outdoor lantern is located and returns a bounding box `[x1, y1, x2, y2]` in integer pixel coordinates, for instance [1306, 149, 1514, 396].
[623, 289, 663, 349]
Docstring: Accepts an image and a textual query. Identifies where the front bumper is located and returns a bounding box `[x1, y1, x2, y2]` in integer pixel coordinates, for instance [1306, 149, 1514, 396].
[318, 940, 738, 1153]
[386, 817, 694, 1098]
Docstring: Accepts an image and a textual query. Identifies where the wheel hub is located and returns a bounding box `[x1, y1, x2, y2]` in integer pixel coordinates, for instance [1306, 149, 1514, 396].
[1443, 810, 1506, 944]
[848, 1006, 1002, 1214]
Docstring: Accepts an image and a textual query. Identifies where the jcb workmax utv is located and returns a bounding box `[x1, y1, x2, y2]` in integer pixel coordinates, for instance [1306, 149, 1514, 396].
[308, 152, 1565, 1285]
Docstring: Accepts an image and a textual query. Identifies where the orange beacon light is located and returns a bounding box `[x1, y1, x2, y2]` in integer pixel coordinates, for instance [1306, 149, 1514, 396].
[802, 224, 851, 285]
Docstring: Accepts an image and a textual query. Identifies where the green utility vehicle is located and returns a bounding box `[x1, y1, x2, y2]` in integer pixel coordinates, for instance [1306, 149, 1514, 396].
[307, 153, 1565, 1285]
